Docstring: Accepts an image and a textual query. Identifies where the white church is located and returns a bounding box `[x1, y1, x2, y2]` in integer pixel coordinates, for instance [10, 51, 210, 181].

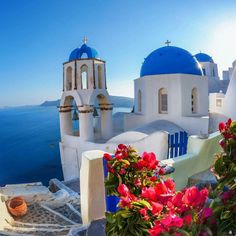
[58, 39, 234, 181]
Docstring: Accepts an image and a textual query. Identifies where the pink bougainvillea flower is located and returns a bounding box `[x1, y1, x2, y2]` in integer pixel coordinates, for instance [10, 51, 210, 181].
[226, 118, 232, 127]
[158, 167, 166, 175]
[103, 153, 112, 161]
[115, 144, 129, 159]
[182, 186, 208, 208]
[117, 184, 129, 197]
[171, 192, 184, 208]
[120, 196, 132, 208]
[119, 168, 126, 175]
[137, 152, 158, 170]
[141, 187, 157, 202]
[164, 179, 175, 192]
[161, 214, 184, 228]
[150, 176, 158, 182]
[148, 221, 165, 236]
[183, 214, 192, 226]
[139, 207, 150, 221]
[134, 178, 142, 187]
[151, 201, 163, 215]
[155, 181, 168, 196]
[219, 122, 226, 132]
[201, 207, 213, 219]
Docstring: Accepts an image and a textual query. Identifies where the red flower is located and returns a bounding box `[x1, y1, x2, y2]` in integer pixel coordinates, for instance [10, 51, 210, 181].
[155, 181, 168, 196]
[183, 214, 192, 226]
[115, 144, 128, 159]
[164, 179, 175, 192]
[141, 187, 157, 201]
[226, 118, 232, 127]
[117, 184, 129, 197]
[150, 176, 158, 182]
[151, 201, 163, 215]
[134, 178, 142, 187]
[219, 122, 226, 132]
[104, 153, 112, 161]
[182, 186, 208, 208]
[119, 168, 126, 175]
[161, 214, 184, 228]
[120, 196, 132, 208]
[171, 192, 184, 208]
[158, 167, 166, 175]
[149, 221, 165, 236]
[107, 163, 115, 173]
[137, 152, 158, 170]
[139, 207, 149, 220]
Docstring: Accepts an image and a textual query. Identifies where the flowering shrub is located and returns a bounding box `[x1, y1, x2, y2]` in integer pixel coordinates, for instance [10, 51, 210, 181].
[210, 119, 236, 235]
[104, 144, 213, 236]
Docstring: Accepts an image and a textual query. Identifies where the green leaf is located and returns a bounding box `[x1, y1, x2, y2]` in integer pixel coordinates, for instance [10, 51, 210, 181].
[132, 199, 151, 209]
[220, 210, 232, 220]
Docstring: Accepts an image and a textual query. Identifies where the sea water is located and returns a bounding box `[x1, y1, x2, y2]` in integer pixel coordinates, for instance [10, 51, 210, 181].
[0, 106, 131, 186]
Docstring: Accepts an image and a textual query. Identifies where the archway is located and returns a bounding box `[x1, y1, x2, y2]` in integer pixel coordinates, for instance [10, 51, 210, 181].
[59, 95, 80, 136]
[92, 93, 113, 140]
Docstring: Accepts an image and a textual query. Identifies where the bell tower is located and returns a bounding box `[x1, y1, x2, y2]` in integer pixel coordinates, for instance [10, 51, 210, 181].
[59, 38, 113, 141]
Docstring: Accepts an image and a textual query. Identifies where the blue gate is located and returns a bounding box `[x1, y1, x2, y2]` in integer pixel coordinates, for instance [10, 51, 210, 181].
[168, 131, 188, 158]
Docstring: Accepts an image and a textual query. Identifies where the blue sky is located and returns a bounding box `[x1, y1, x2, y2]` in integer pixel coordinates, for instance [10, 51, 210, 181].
[0, 0, 236, 106]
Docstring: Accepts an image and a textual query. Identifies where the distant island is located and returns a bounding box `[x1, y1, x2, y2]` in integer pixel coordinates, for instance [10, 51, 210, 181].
[40, 95, 134, 108]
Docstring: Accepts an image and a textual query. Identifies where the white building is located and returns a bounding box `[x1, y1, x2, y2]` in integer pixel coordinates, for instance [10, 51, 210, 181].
[59, 40, 231, 181]
[124, 46, 209, 135]
[223, 60, 236, 120]
[59, 40, 113, 142]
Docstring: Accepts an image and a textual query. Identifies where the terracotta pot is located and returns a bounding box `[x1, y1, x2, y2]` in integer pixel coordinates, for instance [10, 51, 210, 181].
[7, 197, 27, 217]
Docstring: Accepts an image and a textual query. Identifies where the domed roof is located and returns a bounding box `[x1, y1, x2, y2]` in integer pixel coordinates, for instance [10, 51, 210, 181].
[69, 43, 99, 61]
[194, 53, 214, 63]
[140, 46, 203, 77]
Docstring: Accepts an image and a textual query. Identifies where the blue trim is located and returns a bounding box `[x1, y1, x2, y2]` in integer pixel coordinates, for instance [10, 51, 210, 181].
[103, 157, 120, 213]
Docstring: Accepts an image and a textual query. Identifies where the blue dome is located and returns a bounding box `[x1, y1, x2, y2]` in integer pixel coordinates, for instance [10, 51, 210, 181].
[69, 44, 99, 61]
[140, 46, 203, 77]
[194, 53, 214, 63]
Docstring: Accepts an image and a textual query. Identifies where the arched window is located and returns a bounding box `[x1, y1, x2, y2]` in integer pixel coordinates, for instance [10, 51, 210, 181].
[212, 68, 215, 77]
[159, 88, 168, 114]
[66, 67, 72, 90]
[98, 65, 103, 89]
[202, 68, 206, 75]
[191, 88, 197, 113]
[81, 65, 88, 89]
[138, 90, 142, 112]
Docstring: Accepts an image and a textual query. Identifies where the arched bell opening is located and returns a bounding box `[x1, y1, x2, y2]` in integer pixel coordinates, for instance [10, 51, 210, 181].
[66, 67, 73, 91]
[93, 94, 113, 140]
[59, 96, 80, 137]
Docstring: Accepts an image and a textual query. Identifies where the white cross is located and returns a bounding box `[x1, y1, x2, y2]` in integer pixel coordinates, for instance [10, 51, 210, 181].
[165, 40, 171, 46]
[83, 36, 88, 44]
